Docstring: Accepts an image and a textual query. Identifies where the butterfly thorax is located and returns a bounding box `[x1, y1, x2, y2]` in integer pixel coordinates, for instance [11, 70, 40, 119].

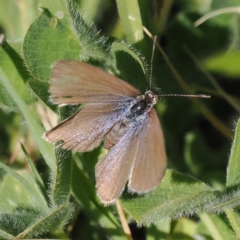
[104, 90, 158, 149]
[127, 90, 158, 120]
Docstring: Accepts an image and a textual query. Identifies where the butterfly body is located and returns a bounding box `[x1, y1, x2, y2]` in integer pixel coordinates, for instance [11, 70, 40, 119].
[127, 90, 158, 119]
[44, 60, 167, 205]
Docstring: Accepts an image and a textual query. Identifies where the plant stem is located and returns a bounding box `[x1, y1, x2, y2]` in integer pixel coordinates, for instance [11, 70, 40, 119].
[116, 200, 133, 240]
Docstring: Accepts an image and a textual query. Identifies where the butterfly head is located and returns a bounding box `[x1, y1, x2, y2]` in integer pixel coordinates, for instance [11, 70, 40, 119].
[144, 90, 159, 107]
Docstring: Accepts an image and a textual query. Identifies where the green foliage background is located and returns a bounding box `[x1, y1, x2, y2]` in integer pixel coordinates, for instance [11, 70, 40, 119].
[0, 0, 240, 239]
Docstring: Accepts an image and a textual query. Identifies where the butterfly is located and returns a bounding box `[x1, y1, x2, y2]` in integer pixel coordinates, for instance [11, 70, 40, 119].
[43, 59, 167, 205]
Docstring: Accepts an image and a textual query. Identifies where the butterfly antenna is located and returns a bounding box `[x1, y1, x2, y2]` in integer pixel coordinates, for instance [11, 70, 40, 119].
[159, 94, 211, 98]
[149, 36, 157, 89]
[147, 35, 210, 100]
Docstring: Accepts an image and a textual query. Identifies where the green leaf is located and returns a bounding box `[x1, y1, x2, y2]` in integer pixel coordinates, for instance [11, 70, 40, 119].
[76, 0, 102, 21]
[110, 41, 147, 92]
[15, 204, 74, 239]
[0, 41, 33, 111]
[0, 228, 14, 240]
[71, 160, 97, 206]
[226, 118, 240, 187]
[0, 162, 48, 212]
[0, 0, 38, 40]
[23, 3, 110, 107]
[0, 67, 55, 171]
[28, 77, 56, 111]
[199, 213, 234, 240]
[147, 219, 171, 240]
[38, 0, 69, 22]
[184, 130, 227, 191]
[115, 0, 144, 43]
[21, 144, 46, 196]
[172, 218, 197, 239]
[177, 0, 211, 13]
[225, 209, 240, 238]
[111, 41, 146, 73]
[0, 209, 39, 236]
[23, 8, 82, 81]
[68, 0, 110, 63]
[204, 189, 240, 214]
[184, 131, 212, 175]
[121, 170, 215, 225]
[204, 51, 240, 78]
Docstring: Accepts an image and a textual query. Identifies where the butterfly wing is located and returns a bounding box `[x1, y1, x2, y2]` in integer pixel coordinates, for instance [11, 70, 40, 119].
[44, 101, 132, 152]
[50, 60, 140, 105]
[104, 121, 127, 149]
[44, 60, 140, 151]
[95, 124, 141, 204]
[128, 109, 167, 193]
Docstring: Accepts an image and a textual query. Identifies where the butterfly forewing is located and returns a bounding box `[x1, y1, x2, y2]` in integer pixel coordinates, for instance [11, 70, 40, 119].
[128, 109, 167, 193]
[50, 60, 140, 105]
[44, 102, 132, 152]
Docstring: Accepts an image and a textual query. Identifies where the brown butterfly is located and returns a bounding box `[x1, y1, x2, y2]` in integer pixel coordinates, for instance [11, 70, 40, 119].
[44, 54, 209, 204]
[43, 58, 168, 205]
